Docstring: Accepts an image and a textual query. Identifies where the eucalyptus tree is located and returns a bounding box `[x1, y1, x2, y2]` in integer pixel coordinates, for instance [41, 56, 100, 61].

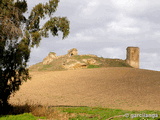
[0, 0, 69, 110]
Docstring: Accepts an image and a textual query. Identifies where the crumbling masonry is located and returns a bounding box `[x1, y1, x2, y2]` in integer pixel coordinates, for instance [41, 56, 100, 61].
[126, 47, 140, 68]
[42, 47, 140, 68]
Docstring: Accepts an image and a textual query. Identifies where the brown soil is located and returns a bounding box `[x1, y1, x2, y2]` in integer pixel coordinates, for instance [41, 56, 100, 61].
[9, 67, 160, 111]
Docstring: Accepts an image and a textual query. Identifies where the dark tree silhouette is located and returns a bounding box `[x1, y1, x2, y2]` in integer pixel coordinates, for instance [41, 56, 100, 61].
[0, 0, 69, 112]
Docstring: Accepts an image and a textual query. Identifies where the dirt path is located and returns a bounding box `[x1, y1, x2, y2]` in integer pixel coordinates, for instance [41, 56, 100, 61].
[9, 67, 160, 111]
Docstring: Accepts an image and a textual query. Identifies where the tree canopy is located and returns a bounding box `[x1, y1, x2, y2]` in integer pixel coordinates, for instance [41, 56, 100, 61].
[0, 0, 69, 112]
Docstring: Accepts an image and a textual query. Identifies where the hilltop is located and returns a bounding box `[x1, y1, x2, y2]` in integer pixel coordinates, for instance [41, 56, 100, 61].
[29, 48, 132, 71]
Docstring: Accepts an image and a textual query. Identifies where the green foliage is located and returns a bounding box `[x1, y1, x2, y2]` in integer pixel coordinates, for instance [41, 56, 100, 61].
[29, 55, 132, 71]
[60, 107, 160, 120]
[87, 65, 100, 68]
[1, 106, 159, 120]
[0, 113, 46, 120]
[104, 59, 132, 67]
[0, 0, 70, 112]
[14, 0, 28, 13]
[42, 17, 69, 39]
[72, 55, 92, 60]
[39, 64, 52, 71]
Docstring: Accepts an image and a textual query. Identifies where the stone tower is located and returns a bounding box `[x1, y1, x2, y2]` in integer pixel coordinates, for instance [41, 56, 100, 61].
[126, 47, 140, 68]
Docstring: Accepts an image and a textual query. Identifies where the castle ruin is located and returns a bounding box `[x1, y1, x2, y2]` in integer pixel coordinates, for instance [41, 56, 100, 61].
[42, 47, 140, 68]
[126, 47, 140, 68]
[43, 48, 78, 65]
[67, 48, 78, 56]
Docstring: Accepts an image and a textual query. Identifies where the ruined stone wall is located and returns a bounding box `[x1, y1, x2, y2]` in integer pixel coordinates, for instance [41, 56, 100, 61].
[42, 48, 78, 65]
[126, 47, 140, 68]
[43, 47, 140, 68]
[68, 48, 78, 56]
[42, 52, 57, 65]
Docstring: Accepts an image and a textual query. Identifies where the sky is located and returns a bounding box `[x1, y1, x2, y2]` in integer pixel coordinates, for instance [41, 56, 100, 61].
[27, 0, 160, 71]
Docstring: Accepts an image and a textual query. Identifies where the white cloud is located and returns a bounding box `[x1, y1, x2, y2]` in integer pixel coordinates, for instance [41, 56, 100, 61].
[74, 33, 96, 42]
[27, 0, 160, 71]
[141, 52, 160, 71]
[97, 47, 124, 59]
[107, 16, 140, 35]
[81, 0, 100, 16]
[112, 0, 149, 13]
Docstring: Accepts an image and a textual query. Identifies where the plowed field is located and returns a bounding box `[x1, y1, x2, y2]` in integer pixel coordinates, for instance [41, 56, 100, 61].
[10, 67, 160, 111]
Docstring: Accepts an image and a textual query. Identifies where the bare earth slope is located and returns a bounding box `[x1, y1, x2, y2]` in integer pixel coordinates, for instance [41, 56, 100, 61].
[10, 67, 160, 111]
